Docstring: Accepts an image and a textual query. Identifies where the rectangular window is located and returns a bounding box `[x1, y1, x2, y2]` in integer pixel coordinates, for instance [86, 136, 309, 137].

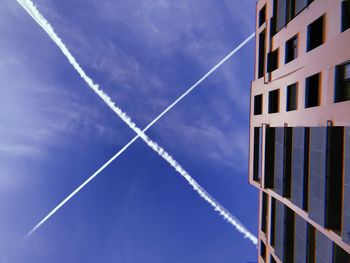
[325, 127, 344, 233]
[260, 241, 267, 259]
[265, 127, 276, 188]
[305, 73, 320, 108]
[269, 89, 279, 113]
[270, 198, 276, 246]
[267, 49, 279, 73]
[286, 0, 295, 23]
[307, 15, 324, 52]
[283, 207, 295, 263]
[283, 127, 293, 198]
[303, 128, 310, 211]
[285, 35, 298, 64]
[259, 5, 266, 27]
[258, 31, 266, 79]
[335, 62, 350, 102]
[254, 94, 263, 115]
[253, 127, 262, 182]
[274, 0, 287, 32]
[306, 224, 316, 263]
[286, 83, 297, 111]
[261, 192, 268, 233]
[342, 0, 350, 32]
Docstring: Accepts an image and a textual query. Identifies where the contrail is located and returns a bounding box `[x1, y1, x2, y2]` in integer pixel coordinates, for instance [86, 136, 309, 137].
[18, 0, 257, 245]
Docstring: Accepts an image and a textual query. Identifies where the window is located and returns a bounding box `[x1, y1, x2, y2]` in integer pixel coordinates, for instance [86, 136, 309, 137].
[265, 128, 276, 188]
[283, 127, 293, 198]
[306, 224, 316, 263]
[267, 49, 279, 73]
[285, 35, 298, 63]
[258, 31, 266, 79]
[325, 127, 344, 233]
[286, 83, 297, 111]
[335, 62, 350, 102]
[342, 0, 350, 32]
[305, 73, 320, 108]
[254, 94, 263, 115]
[259, 5, 266, 27]
[270, 256, 277, 263]
[260, 241, 267, 259]
[303, 128, 310, 211]
[261, 193, 268, 233]
[307, 15, 324, 52]
[283, 207, 295, 263]
[270, 198, 276, 246]
[253, 127, 262, 182]
[274, 0, 287, 32]
[269, 89, 279, 113]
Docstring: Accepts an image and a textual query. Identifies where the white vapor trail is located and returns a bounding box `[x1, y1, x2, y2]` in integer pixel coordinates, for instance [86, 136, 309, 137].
[18, 0, 257, 245]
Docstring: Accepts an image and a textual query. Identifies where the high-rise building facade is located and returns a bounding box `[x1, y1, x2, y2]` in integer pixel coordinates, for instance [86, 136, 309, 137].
[249, 0, 350, 262]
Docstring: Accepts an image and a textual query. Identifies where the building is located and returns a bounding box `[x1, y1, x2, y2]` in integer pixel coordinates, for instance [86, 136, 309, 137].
[249, 0, 350, 262]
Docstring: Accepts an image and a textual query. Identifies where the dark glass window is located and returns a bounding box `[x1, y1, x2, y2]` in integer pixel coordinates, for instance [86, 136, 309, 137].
[303, 128, 310, 211]
[254, 94, 263, 115]
[283, 127, 293, 198]
[306, 224, 316, 263]
[253, 127, 262, 182]
[265, 128, 276, 188]
[307, 15, 324, 52]
[267, 49, 279, 73]
[325, 127, 344, 233]
[286, 83, 297, 111]
[270, 256, 277, 263]
[258, 31, 266, 79]
[335, 62, 350, 102]
[269, 89, 279, 113]
[283, 207, 295, 263]
[342, 0, 350, 32]
[270, 198, 276, 246]
[333, 243, 350, 262]
[295, 0, 308, 15]
[274, 0, 287, 32]
[285, 35, 298, 63]
[305, 73, 320, 108]
[259, 5, 266, 27]
[262, 193, 268, 233]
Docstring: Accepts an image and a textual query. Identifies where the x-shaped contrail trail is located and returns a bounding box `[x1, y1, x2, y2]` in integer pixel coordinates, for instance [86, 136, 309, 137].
[18, 0, 257, 245]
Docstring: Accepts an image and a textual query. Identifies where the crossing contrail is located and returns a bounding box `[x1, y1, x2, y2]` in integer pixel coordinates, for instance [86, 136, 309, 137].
[18, 0, 257, 245]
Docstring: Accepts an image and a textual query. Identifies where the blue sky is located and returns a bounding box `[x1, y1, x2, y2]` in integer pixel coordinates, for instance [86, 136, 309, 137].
[0, 0, 258, 262]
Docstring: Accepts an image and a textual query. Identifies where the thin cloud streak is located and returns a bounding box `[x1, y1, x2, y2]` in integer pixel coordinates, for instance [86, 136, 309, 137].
[18, 0, 257, 245]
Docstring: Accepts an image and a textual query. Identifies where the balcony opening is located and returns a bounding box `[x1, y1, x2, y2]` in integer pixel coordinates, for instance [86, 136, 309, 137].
[325, 127, 344, 233]
[303, 128, 310, 211]
[306, 224, 316, 263]
[258, 30, 266, 79]
[254, 94, 263, 115]
[305, 73, 320, 108]
[262, 192, 268, 233]
[286, 83, 297, 111]
[307, 15, 324, 52]
[283, 127, 293, 198]
[265, 127, 276, 188]
[285, 35, 298, 64]
[283, 207, 295, 263]
[253, 127, 262, 182]
[342, 0, 350, 32]
[259, 5, 266, 27]
[267, 49, 279, 73]
[269, 89, 279, 113]
[335, 62, 350, 103]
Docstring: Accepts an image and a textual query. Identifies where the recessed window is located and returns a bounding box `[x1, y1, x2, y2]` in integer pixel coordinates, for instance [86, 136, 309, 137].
[269, 89, 279, 113]
[259, 5, 266, 27]
[307, 15, 324, 52]
[286, 83, 297, 111]
[267, 49, 279, 73]
[265, 128, 276, 188]
[333, 243, 350, 262]
[283, 207, 295, 263]
[254, 94, 263, 115]
[306, 224, 316, 263]
[335, 62, 350, 102]
[283, 127, 293, 198]
[270, 255, 277, 263]
[258, 31, 266, 79]
[285, 35, 298, 63]
[270, 198, 276, 246]
[261, 192, 268, 233]
[305, 73, 320, 108]
[302, 128, 310, 211]
[274, 0, 287, 32]
[253, 127, 262, 182]
[342, 0, 350, 32]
